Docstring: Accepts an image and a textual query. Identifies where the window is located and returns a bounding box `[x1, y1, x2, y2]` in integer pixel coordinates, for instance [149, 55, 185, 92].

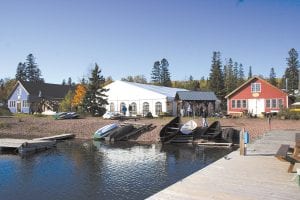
[242, 100, 247, 108]
[130, 102, 137, 114]
[143, 102, 149, 115]
[251, 83, 261, 93]
[120, 102, 125, 113]
[266, 99, 271, 108]
[110, 103, 115, 112]
[278, 99, 283, 108]
[231, 100, 236, 108]
[155, 102, 162, 115]
[9, 101, 15, 107]
[237, 100, 241, 108]
[22, 100, 29, 108]
[271, 99, 277, 108]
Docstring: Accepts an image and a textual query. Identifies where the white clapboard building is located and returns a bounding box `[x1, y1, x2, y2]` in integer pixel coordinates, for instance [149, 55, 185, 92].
[104, 81, 187, 117]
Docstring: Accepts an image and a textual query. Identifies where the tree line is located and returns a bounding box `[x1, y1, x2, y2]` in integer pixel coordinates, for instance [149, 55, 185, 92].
[1, 48, 299, 115]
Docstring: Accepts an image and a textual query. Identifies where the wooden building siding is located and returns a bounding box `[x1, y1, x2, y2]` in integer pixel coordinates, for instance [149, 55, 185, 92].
[8, 83, 30, 113]
[226, 77, 288, 116]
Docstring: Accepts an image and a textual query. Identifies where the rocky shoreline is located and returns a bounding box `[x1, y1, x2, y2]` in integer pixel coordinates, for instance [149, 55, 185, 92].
[0, 115, 300, 142]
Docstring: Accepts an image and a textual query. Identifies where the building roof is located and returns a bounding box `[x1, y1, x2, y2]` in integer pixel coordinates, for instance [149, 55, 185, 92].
[10, 81, 73, 101]
[175, 91, 218, 101]
[224, 76, 288, 99]
[118, 81, 188, 97]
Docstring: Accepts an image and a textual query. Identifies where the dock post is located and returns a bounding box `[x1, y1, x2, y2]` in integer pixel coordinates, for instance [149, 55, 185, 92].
[240, 128, 245, 156]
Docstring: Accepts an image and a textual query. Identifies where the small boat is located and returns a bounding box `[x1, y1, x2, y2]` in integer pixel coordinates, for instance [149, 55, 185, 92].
[94, 123, 119, 140]
[54, 112, 79, 119]
[64, 112, 80, 119]
[108, 124, 135, 142]
[201, 121, 222, 139]
[160, 116, 181, 143]
[180, 120, 197, 135]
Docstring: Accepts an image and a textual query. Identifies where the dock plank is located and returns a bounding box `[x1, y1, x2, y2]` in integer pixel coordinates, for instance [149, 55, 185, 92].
[34, 133, 75, 141]
[0, 139, 29, 148]
[147, 131, 300, 200]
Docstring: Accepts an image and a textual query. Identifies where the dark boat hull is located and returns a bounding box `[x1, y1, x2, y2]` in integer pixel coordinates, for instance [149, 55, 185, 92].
[160, 117, 181, 143]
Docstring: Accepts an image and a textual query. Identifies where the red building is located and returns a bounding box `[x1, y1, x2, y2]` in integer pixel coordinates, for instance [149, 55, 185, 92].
[225, 76, 289, 117]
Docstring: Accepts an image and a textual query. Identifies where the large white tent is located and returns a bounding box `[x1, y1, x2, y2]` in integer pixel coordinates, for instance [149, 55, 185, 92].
[104, 81, 187, 117]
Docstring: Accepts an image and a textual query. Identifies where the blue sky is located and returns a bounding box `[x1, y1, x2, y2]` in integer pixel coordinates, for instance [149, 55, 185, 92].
[1, 0, 299, 84]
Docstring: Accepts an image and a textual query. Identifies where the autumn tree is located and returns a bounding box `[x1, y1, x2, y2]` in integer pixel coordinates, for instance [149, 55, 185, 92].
[72, 84, 87, 112]
[0, 78, 17, 104]
[59, 90, 74, 112]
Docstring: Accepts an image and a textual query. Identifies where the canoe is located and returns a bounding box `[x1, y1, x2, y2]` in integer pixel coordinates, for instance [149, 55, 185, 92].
[108, 124, 135, 142]
[201, 121, 222, 139]
[180, 120, 197, 135]
[160, 116, 181, 143]
[94, 123, 119, 140]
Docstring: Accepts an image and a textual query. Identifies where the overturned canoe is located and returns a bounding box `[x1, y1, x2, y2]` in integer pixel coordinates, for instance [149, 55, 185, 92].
[94, 123, 119, 140]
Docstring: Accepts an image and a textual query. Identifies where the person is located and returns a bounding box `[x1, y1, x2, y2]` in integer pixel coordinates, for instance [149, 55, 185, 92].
[122, 105, 127, 116]
[201, 106, 208, 127]
[187, 104, 192, 117]
[128, 105, 132, 116]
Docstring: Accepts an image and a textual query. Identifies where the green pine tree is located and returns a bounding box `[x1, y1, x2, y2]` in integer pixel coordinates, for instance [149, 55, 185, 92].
[269, 67, 277, 86]
[209, 51, 224, 98]
[25, 54, 43, 82]
[224, 58, 235, 94]
[238, 64, 245, 86]
[15, 62, 27, 81]
[151, 61, 161, 84]
[283, 48, 299, 93]
[248, 66, 252, 79]
[82, 63, 109, 116]
[160, 58, 172, 87]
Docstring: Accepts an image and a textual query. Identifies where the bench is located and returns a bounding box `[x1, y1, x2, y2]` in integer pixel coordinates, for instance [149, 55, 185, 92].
[275, 133, 300, 173]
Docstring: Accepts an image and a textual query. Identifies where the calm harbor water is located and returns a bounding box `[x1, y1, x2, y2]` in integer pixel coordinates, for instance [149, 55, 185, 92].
[0, 139, 233, 200]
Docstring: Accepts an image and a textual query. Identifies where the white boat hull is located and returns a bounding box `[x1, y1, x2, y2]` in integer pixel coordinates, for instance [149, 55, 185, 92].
[180, 120, 197, 135]
[94, 123, 119, 139]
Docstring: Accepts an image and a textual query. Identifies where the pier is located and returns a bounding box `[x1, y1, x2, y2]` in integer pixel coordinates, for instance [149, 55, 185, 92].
[147, 130, 300, 200]
[0, 133, 75, 155]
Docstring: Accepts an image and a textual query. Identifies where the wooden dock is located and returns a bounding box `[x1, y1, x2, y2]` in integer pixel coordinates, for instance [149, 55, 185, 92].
[146, 131, 300, 200]
[196, 142, 233, 147]
[0, 138, 56, 154]
[34, 133, 75, 141]
[0, 133, 75, 155]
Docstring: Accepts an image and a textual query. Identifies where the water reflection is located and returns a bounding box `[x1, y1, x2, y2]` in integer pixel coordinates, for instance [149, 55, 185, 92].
[0, 140, 233, 200]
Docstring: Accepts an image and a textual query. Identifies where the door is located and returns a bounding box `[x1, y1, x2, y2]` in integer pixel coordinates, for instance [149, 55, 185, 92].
[248, 99, 264, 116]
[17, 101, 21, 113]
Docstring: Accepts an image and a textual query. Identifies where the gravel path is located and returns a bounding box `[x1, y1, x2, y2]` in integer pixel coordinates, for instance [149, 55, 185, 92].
[0, 116, 299, 142]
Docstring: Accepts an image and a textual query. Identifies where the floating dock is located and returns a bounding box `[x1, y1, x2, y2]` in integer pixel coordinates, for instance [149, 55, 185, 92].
[0, 138, 56, 154]
[196, 141, 233, 147]
[146, 130, 300, 200]
[34, 133, 75, 141]
[0, 133, 75, 155]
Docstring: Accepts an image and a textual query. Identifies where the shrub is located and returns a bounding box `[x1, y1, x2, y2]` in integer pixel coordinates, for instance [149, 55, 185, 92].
[277, 108, 300, 120]
[0, 106, 12, 116]
[145, 112, 153, 118]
